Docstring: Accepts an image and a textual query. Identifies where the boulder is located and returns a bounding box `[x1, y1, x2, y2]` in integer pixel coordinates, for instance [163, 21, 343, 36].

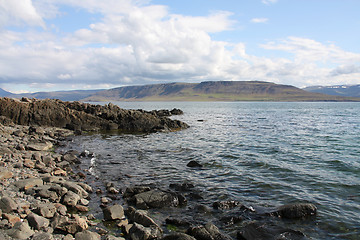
[129, 222, 162, 240]
[131, 189, 186, 209]
[35, 203, 57, 218]
[27, 212, 50, 230]
[75, 230, 101, 240]
[126, 206, 161, 230]
[0, 196, 17, 213]
[237, 221, 306, 240]
[7, 221, 35, 239]
[213, 200, 241, 210]
[187, 223, 232, 240]
[61, 181, 89, 198]
[31, 232, 54, 240]
[272, 203, 317, 219]
[187, 161, 203, 168]
[103, 204, 124, 221]
[0, 167, 13, 180]
[62, 191, 81, 206]
[14, 178, 43, 190]
[161, 233, 196, 240]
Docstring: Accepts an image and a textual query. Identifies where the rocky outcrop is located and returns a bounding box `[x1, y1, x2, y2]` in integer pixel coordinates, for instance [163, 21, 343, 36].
[0, 97, 189, 133]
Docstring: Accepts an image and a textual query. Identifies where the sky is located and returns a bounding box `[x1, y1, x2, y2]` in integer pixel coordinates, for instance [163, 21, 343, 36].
[0, 0, 360, 93]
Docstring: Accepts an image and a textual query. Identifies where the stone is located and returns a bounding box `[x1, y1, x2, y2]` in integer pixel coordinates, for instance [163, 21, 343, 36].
[35, 203, 57, 218]
[186, 161, 203, 168]
[75, 230, 101, 240]
[56, 215, 88, 234]
[23, 159, 35, 168]
[105, 235, 126, 240]
[131, 189, 185, 209]
[14, 178, 43, 190]
[103, 204, 124, 221]
[129, 222, 162, 240]
[0, 196, 17, 213]
[272, 203, 317, 219]
[75, 205, 89, 212]
[237, 221, 306, 240]
[0, 167, 13, 180]
[2, 213, 21, 225]
[126, 206, 161, 230]
[161, 233, 196, 240]
[62, 191, 81, 206]
[62, 181, 88, 198]
[7, 221, 35, 239]
[27, 212, 50, 230]
[213, 200, 241, 210]
[32, 232, 54, 240]
[27, 142, 53, 151]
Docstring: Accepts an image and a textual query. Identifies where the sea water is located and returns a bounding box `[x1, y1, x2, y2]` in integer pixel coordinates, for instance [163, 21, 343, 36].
[72, 102, 360, 239]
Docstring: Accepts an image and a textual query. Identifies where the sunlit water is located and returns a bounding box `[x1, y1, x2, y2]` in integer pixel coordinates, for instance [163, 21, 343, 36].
[70, 102, 360, 239]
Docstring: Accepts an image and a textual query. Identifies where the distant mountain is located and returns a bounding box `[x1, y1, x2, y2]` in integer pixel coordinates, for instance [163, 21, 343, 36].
[0, 88, 12, 97]
[8, 89, 103, 101]
[303, 84, 360, 98]
[84, 81, 360, 102]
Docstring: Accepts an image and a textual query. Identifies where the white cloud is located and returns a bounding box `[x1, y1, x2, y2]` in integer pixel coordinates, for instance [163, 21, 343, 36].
[0, 0, 45, 27]
[251, 18, 269, 23]
[0, 1, 359, 92]
[262, 0, 278, 5]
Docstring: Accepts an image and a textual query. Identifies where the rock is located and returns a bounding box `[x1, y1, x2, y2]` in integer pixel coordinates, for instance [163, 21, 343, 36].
[27, 212, 50, 230]
[7, 221, 35, 239]
[0, 167, 13, 180]
[62, 191, 81, 206]
[27, 142, 53, 151]
[213, 200, 241, 210]
[187, 223, 232, 240]
[187, 161, 203, 168]
[103, 204, 124, 221]
[237, 221, 306, 240]
[57, 215, 88, 234]
[129, 222, 162, 240]
[0, 196, 17, 213]
[204, 222, 232, 240]
[2, 213, 21, 225]
[105, 235, 126, 240]
[32, 232, 54, 240]
[126, 206, 161, 230]
[75, 230, 101, 240]
[165, 218, 191, 227]
[62, 181, 89, 198]
[35, 203, 57, 218]
[131, 189, 185, 209]
[14, 178, 43, 190]
[123, 186, 152, 198]
[272, 203, 317, 219]
[75, 205, 89, 212]
[161, 233, 196, 240]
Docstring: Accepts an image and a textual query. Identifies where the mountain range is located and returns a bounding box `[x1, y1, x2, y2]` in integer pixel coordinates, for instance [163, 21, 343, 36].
[1, 81, 359, 102]
[303, 84, 360, 98]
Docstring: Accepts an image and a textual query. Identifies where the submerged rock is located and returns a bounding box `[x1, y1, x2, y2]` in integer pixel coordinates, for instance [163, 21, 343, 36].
[271, 203, 317, 219]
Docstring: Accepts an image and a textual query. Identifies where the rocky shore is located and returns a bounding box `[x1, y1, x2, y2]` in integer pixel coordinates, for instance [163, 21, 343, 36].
[0, 98, 318, 240]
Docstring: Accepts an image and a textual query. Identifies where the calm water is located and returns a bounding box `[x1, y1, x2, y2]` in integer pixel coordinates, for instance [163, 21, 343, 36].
[73, 102, 360, 239]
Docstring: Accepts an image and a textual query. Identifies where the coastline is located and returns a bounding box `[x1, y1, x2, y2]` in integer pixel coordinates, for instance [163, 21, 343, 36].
[0, 98, 319, 240]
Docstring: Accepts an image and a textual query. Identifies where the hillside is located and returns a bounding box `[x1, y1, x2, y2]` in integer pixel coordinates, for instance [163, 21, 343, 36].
[8, 89, 103, 101]
[303, 84, 360, 98]
[0, 88, 12, 97]
[84, 81, 360, 102]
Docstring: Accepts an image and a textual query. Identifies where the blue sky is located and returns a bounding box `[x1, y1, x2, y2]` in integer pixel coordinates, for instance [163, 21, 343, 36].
[0, 0, 359, 93]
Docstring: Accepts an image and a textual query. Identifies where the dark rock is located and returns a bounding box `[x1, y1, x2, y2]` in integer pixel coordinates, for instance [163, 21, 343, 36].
[187, 161, 203, 168]
[169, 182, 195, 191]
[237, 221, 307, 240]
[271, 203, 317, 219]
[204, 222, 232, 240]
[27, 212, 50, 230]
[187, 225, 214, 240]
[126, 206, 161, 230]
[162, 232, 196, 240]
[213, 200, 241, 210]
[131, 189, 186, 209]
[123, 186, 152, 198]
[129, 222, 162, 240]
[103, 204, 125, 221]
[165, 218, 191, 227]
[170, 108, 184, 115]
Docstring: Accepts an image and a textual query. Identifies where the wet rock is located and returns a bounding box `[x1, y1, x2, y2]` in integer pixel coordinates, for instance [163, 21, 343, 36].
[187, 225, 213, 240]
[27, 212, 50, 230]
[7, 221, 35, 239]
[0, 196, 17, 213]
[105, 235, 126, 240]
[213, 200, 241, 210]
[187, 161, 203, 168]
[237, 221, 307, 240]
[75, 230, 101, 240]
[103, 204, 125, 221]
[165, 218, 191, 227]
[271, 203, 317, 219]
[123, 186, 152, 198]
[131, 189, 186, 209]
[129, 222, 162, 240]
[169, 183, 195, 191]
[162, 233, 196, 240]
[204, 222, 232, 240]
[126, 206, 161, 230]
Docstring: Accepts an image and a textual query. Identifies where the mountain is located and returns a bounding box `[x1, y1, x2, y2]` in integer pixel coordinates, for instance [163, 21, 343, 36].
[8, 89, 103, 101]
[0, 88, 12, 97]
[84, 81, 360, 102]
[303, 84, 360, 98]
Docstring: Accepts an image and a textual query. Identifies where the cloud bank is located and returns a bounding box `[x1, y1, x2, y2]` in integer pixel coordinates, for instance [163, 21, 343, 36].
[0, 0, 359, 92]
